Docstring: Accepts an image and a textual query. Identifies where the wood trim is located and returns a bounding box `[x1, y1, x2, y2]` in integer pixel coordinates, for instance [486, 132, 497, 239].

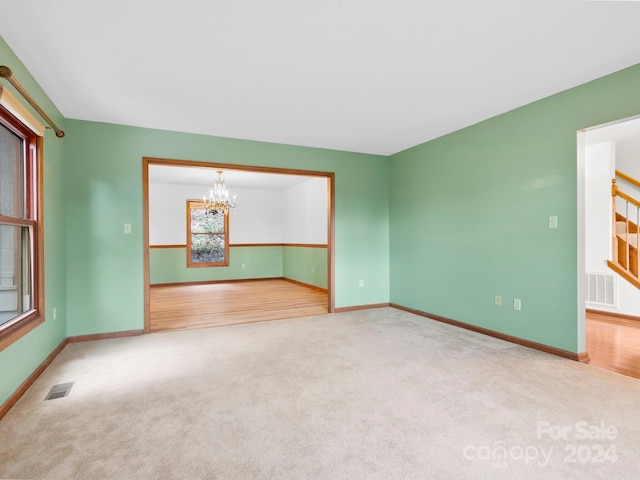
[0, 315, 44, 352]
[328, 173, 335, 313]
[334, 303, 390, 313]
[282, 277, 328, 293]
[577, 352, 590, 364]
[0, 84, 45, 136]
[284, 243, 328, 248]
[0, 328, 145, 420]
[0, 214, 35, 226]
[35, 135, 45, 337]
[66, 329, 144, 344]
[616, 170, 640, 190]
[186, 199, 229, 268]
[144, 157, 334, 179]
[607, 260, 640, 289]
[0, 109, 45, 351]
[150, 244, 325, 250]
[615, 188, 640, 209]
[230, 243, 328, 248]
[143, 157, 336, 324]
[389, 303, 590, 362]
[143, 159, 151, 333]
[150, 244, 303, 250]
[151, 277, 283, 288]
[587, 308, 640, 323]
[0, 66, 63, 137]
[0, 338, 67, 420]
[229, 243, 284, 247]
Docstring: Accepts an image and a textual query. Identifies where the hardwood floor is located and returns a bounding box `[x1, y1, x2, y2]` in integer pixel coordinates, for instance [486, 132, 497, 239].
[586, 312, 640, 379]
[150, 279, 328, 332]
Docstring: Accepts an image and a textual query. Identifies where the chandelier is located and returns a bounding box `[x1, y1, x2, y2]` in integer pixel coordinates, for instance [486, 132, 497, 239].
[203, 170, 237, 215]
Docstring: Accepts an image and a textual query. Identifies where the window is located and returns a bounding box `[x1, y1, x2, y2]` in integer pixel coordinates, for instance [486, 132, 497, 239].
[186, 200, 229, 267]
[0, 103, 43, 347]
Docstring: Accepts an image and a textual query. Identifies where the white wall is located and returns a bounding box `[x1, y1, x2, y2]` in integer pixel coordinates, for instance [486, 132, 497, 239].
[585, 141, 640, 316]
[283, 178, 328, 244]
[149, 183, 283, 244]
[614, 134, 640, 203]
[149, 178, 327, 245]
[585, 143, 614, 273]
[616, 135, 640, 180]
[228, 187, 284, 243]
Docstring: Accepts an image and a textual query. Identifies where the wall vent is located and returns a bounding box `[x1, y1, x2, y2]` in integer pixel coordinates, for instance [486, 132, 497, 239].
[586, 272, 616, 307]
[44, 382, 74, 401]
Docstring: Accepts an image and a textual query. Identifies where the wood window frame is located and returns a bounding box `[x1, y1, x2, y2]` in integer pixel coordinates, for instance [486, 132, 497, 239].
[0, 103, 45, 352]
[186, 199, 230, 268]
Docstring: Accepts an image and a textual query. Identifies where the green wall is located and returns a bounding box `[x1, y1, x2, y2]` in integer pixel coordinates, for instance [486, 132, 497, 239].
[64, 120, 390, 335]
[389, 64, 640, 354]
[150, 245, 328, 289]
[0, 37, 67, 406]
[150, 246, 284, 284]
[283, 246, 328, 289]
[4, 25, 640, 409]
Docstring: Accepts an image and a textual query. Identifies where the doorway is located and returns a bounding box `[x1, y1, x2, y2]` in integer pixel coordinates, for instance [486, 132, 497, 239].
[579, 115, 640, 377]
[143, 157, 335, 333]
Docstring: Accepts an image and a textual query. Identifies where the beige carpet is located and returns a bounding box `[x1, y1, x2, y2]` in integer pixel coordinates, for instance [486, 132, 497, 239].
[1, 307, 639, 479]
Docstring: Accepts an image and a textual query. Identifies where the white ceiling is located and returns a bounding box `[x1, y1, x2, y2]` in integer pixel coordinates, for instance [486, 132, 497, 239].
[1, 1, 640, 155]
[148, 164, 314, 190]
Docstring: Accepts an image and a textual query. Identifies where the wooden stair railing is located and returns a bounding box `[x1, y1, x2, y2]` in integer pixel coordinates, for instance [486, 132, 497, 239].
[616, 170, 640, 190]
[609, 176, 640, 289]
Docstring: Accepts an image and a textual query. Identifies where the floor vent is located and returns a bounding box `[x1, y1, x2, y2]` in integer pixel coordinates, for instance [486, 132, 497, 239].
[586, 272, 616, 307]
[44, 382, 74, 401]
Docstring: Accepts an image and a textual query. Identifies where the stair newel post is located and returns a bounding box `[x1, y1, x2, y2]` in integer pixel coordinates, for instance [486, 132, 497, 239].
[612, 179, 618, 263]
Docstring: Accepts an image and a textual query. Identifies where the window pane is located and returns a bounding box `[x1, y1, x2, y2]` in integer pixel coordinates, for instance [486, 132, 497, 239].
[191, 208, 224, 233]
[0, 224, 32, 326]
[191, 233, 225, 264]
[0, 122, 25, 218]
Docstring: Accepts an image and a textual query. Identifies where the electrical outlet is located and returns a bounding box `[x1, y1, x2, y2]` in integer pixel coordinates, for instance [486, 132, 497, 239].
[241, 263, 246, 269]
[494, 295, 502, 307]
[359, 279, 364, 288]
[514, 298, 522, 311]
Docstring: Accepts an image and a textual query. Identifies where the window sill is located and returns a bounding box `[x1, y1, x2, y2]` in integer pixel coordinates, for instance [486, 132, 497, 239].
[0, 311, 44, 352]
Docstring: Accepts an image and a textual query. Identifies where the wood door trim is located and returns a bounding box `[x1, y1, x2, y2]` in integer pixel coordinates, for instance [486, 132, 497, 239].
[144, 157, 334, 178]
[143, 157, 335, 331]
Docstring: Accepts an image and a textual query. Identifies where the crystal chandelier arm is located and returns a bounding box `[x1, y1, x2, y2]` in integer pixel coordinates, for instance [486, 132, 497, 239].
[203, 170, 236, 215]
